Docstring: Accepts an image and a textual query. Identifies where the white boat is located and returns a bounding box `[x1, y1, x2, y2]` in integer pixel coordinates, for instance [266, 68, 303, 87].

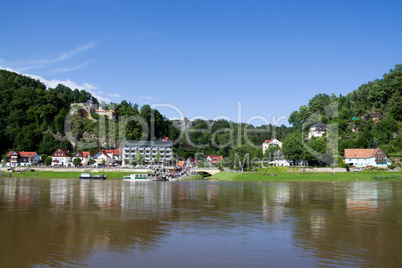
[79, 173, 106, 180]
[123, 173, 151, 181]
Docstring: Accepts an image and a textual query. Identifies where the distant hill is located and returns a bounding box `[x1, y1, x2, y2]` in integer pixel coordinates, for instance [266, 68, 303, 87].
[1, 65, 401, 167]
[287, 64, 402, 158]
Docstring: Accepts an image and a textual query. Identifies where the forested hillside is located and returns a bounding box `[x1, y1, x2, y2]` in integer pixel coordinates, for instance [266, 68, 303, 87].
[1, 64, 401, 167]
[0, 70, 94, 157]
[283, 64, 402, 164]
[0, 70, 177, 160]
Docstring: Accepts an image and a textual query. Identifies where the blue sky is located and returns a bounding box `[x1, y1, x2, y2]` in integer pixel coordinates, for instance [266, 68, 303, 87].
[1, 0, 401, 126]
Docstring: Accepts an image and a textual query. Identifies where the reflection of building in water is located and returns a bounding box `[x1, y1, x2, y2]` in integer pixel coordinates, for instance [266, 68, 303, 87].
[346, 182, 380, 215]
[262, 183, 291, 222]
[121, 182, 172, 216]
[79, 181, 122, 209]
[50, 179, 75, 206]
[1, 178, 40, 207]
[206, 184, 220, 203]
[2, 178, 18, 204]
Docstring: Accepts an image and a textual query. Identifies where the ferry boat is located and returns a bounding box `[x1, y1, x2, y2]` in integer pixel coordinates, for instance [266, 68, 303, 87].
[123, 173, 152, 181]
[79, 173, 106, 180]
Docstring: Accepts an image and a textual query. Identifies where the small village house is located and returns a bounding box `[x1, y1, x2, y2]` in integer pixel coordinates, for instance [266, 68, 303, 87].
[186, 158, 198, 167]
[6, 151, 41, 167]
[307, 121, 328, 139]
[206, 155, 223, 166]
[72, 151, 91, 166]
[51, 148, 72, 167]
[262, 139, 282, 155]
[104, 149, 122, 165]
[344, 148, 389, 168]
[91, 149, 112, 167]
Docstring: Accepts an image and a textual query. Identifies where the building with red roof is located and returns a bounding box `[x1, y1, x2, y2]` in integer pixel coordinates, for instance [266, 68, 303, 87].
[206, 155, 224, 166]
[72, 151, 91, 166]
[344, 148, 389, 168]
[51, 148, 73, 167]
[262, 138, 282, 155]
[103, 149, 122, 164]
[6, 151, 40, 167]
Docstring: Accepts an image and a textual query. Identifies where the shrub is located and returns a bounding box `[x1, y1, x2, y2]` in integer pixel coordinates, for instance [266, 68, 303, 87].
[388, 164, 397, 170]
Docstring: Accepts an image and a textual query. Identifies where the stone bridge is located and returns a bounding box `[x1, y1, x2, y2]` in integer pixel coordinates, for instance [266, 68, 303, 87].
[193, 168, 221, 177]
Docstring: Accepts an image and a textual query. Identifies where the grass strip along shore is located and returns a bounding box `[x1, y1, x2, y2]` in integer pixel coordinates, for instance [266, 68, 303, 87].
[1, 171, 143, 180]
[1, 169, 401, 182]
[206, 170, 402, 181]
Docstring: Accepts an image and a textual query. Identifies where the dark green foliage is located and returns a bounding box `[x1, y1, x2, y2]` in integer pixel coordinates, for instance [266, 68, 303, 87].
[0, 69, 96, 156]
[286, 64, 402, 159]
[44, 156, 52, 166]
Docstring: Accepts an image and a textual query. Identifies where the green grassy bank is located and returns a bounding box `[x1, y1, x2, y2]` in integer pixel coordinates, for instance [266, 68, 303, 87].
[207, 171, 402, 182]
[0, 171, 138, 179]
[2, 170, 402, 182]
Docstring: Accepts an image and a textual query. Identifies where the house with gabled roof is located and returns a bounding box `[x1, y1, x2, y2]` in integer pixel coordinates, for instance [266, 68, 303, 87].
[6, 151, 40, 167]
[206, 155, 223, 166]
[103, 149, 122, 164]
[344, 148, 389, 168]
[307, 121, 328, 139]
[72, 151, 91, 166]
[186, 158, 198, 167]
[51, 148, 72, 167]
[91, 149, 112, 167]
[262, 139, 282, 155]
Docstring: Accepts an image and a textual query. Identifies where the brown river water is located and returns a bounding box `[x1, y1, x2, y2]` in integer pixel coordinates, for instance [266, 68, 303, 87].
[0, 178, 401, 267]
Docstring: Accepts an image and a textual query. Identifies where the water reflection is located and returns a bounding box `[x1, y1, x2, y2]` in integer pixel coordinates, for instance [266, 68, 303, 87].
[0, 178, 401, 267]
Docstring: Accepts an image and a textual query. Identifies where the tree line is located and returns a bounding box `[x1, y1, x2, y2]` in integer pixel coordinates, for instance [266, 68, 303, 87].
[1, 64, 401, 167]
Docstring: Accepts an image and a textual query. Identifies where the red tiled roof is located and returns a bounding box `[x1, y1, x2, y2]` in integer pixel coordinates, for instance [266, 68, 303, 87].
[92, 149, 110, 158]
[52, 148, 72, 157]
[344, 148, 387, 159]
[265, 139, 273, 143]
[178, 161, 185, 167]
[207, 155, 223, 162]
[188, 158, 198, 164]
[104, 149, 120, 156]
[7, 151, 37, 158]
[75, 151, 90, 158]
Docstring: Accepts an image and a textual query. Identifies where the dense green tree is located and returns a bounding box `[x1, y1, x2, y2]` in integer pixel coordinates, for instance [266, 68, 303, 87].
[73, 157, 81, 166]
[282, 131, 304, 163]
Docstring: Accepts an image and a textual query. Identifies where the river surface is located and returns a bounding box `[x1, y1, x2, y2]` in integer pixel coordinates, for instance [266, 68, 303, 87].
[0, 178, 401, 267]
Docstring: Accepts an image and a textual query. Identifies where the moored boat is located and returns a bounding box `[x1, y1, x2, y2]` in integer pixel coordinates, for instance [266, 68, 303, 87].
[123, 173, 152, 181]
[79, 173, 106, 180]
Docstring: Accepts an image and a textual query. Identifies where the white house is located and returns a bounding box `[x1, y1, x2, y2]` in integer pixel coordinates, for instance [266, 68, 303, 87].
[72, 151, 91, 166]
[262, 139, 282, 155]
[51, 148, 72, 167]
[344, 148, 389, 168]
[6, 151, 41, 167]
[307, 122, 328, 139]
[91, 149, 112, 167]
[104, 150, 121, 165]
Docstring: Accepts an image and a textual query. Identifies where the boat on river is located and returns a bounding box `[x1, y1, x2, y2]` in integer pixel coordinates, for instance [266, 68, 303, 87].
[123, 172, 169, 181]
[123, 173, 152, 181]
[79, 173, 106, 180]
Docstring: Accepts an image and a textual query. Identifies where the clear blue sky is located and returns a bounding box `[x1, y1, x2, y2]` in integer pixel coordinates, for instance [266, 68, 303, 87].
[1, 0, 401, 126]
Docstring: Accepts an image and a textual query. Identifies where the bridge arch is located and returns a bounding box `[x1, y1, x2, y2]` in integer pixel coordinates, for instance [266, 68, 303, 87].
[196, 171, 213, 177]
[193, 168, 221, 177]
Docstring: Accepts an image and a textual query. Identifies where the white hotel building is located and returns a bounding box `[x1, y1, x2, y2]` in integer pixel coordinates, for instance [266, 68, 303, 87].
[123, 140, 173, 166]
